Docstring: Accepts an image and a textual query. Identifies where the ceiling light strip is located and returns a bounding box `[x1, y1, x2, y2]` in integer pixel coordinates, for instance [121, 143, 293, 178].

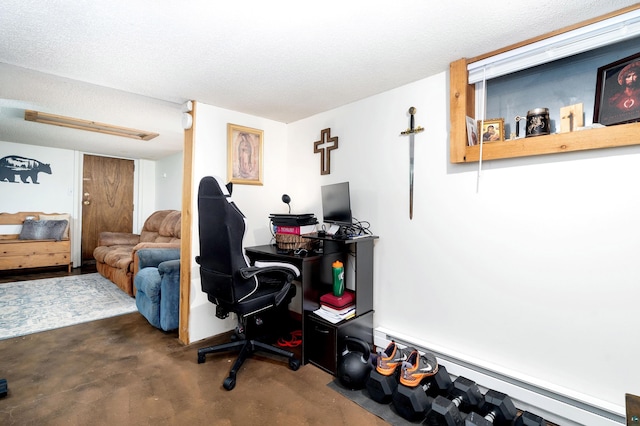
[467, 8, 640, 84]
[24, 110, 159, 141]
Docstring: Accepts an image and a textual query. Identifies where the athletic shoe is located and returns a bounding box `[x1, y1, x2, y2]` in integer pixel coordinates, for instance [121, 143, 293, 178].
[376, 340, 415, 376]
[399, 350, 439, 387]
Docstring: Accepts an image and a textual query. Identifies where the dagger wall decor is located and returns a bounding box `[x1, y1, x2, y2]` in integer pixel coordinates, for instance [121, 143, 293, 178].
[400, 107, 424, 219]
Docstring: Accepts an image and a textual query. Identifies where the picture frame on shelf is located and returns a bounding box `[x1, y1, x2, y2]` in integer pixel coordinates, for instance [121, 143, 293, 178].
[593, 51, 640, 126]
[465, 116, 478, 146]
[479, 118, 504, 143]
[227, 123, 264, 185]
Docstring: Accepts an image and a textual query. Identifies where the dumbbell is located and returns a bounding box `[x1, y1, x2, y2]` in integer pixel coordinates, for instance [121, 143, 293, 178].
[465, 389, 518, 426]
[366, 369, 398, 403]
[366, 342, 415, 404]
[425, 376, 484, 426]
[514, 411, 547, 426]
[391, 364, 452, 421]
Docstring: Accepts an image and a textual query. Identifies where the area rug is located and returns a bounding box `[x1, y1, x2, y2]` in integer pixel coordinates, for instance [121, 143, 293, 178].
[0, 273, 137, 340]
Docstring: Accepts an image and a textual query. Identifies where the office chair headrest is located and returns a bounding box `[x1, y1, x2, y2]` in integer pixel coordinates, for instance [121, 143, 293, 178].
[199, 176, 232, 199]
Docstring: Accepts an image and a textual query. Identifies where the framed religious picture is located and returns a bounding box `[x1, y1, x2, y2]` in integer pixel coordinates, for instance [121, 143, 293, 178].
[593, 51, 640, 126]
[227, 123, 263, 185]
[478, 118, 504, 143]
[465, 116, 478, 146]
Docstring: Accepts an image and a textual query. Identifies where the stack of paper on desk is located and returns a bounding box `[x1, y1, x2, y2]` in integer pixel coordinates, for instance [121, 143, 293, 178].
[313, 290, 355, 323]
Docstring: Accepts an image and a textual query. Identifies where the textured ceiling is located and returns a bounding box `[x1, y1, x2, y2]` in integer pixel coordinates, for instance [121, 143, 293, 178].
[0, 0, 637, 159]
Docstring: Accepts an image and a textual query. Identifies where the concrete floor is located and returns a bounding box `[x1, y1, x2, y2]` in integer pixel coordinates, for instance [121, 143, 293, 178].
[0, 312, 388, 425]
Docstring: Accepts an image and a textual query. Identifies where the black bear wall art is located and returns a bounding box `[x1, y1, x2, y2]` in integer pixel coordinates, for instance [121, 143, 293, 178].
[0, 155, 52, 184]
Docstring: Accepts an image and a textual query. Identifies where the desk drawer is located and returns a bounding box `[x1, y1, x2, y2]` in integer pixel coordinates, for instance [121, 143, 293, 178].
[305, 311, 374, 375]
[306, 316, 337, 374]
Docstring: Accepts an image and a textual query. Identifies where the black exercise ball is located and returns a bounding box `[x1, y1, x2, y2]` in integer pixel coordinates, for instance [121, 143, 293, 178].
[337, 336, 372, 390]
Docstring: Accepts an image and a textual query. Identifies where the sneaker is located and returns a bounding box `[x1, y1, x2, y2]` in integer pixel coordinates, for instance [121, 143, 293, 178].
[399, 350, 439, 387]
[376, 341, 415, 376]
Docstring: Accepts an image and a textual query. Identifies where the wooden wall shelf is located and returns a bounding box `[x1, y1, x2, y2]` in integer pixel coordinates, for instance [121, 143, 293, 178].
[449, 5, 640, 164]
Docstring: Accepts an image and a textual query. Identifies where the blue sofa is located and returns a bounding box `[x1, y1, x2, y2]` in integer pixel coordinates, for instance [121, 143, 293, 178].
[134, 248, 180, 331]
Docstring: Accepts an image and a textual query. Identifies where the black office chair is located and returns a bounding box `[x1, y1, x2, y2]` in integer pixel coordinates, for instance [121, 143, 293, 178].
[195, 176, 301, 390]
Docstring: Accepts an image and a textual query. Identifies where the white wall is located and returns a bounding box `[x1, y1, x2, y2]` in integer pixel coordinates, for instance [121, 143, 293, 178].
[0, 141, 75, 213]
[155, 152, 183, 211]
[188, 102, 289, 342]
[134, 159, 156, 233]
[283, 71, 640, 416]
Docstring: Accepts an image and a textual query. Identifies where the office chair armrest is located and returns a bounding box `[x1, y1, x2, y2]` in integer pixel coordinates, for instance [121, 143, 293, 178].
[241, 261, 300, 280]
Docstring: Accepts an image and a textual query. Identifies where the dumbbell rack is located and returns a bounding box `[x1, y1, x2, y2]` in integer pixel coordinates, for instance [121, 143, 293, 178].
[366, 352, 552, 426]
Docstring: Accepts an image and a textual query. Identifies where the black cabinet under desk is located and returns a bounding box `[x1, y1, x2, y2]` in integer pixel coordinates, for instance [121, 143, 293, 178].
[305, 310, 373, 375]
[245, 235, 378, 375]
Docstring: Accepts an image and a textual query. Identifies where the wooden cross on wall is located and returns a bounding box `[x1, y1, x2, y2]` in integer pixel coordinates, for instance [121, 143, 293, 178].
[313, 128, 339, 175]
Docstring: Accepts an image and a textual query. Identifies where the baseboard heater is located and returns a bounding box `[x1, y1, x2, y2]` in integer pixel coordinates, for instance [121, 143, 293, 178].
[374, 327, 625, 426]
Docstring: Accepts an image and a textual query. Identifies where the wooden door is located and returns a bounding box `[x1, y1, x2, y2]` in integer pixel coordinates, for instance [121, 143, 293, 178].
[81, 155, 134, 263]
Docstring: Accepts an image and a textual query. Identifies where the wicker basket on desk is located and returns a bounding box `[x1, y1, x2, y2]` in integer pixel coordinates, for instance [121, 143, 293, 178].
[275, 233, 315, 251]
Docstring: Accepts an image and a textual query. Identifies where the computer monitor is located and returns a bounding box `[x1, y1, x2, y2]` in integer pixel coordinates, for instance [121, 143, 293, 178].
[321, 182, 352, 226]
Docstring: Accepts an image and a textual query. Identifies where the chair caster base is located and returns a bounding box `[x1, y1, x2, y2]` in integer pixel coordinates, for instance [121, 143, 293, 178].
[0, 378, 7, 398]
[223, 376, 236, 391]
[289, 358, 301, 371]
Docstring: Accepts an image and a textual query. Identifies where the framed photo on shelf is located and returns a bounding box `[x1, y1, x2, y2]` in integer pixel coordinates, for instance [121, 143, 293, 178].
[465, 116, 478, 146]
[593, 51, 640, 126]
[227, 123, 264, 185]
[478, 118, 504, 143]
